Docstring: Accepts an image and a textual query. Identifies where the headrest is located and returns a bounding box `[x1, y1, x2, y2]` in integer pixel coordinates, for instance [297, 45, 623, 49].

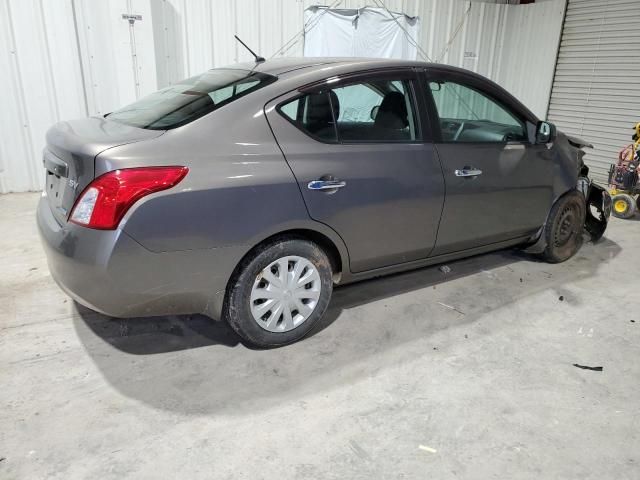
[306, 91, 340, 126]
[375, 91, 408, 130]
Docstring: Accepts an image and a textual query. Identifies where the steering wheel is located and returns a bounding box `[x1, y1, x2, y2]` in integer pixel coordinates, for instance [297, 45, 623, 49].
[502, 132, 519, 142]
[453, 122, 465, 142]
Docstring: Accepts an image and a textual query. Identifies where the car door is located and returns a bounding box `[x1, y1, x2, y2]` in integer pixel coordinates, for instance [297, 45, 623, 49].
[423, 69, 554, 256]
[265, 69, 445, 273]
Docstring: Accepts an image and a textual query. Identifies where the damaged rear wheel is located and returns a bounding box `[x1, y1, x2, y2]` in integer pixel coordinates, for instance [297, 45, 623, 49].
[539, 191, 586, 264]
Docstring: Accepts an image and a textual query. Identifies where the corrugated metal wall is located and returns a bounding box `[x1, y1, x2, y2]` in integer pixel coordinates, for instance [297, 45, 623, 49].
[0, 0, 565, 193]
[547, 0, 640, 183]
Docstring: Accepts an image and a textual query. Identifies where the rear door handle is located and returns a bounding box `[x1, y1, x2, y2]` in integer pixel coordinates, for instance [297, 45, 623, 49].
[454, 168, 483, 177]
[307, 179, 347, 190]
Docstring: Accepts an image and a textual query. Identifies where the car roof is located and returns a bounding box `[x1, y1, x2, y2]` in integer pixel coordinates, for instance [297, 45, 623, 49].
[217, 57, 539, 123]
[223, 57, 429, 76]
[222, 57, 498, 87]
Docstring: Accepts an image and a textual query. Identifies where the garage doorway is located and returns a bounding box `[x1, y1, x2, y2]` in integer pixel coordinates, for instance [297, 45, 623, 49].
[547, 0, 640, 183]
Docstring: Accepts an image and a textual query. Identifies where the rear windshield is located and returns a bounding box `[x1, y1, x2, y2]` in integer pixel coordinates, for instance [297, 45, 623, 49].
[107, 69, 276, 130]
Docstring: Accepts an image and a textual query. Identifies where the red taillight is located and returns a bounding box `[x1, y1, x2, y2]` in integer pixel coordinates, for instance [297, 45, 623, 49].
[69, 166, 188, 229]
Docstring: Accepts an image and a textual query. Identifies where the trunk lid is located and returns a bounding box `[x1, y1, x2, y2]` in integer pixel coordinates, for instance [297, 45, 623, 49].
[43, 117, 163, 224]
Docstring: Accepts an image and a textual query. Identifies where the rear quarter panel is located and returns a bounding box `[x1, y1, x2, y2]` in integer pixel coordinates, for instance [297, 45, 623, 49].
[98, 98, 312, 253]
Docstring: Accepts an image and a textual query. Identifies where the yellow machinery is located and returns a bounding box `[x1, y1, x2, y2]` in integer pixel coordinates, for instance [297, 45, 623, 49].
[608, 122, 640, 218]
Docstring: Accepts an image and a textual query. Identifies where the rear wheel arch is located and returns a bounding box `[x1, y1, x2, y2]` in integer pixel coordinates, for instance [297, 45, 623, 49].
[220, 232, 339, 346]
[207, 227, 347, 321]
[241, 229, 345, 278]
[281, 229, 345, 278]
[225, 228, 345, 299]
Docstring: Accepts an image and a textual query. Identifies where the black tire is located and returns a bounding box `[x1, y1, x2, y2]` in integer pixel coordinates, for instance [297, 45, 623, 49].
[636, 194, 640, 212]
[539, 190, 586, 263]
[611, 194, 637, 219]
[223, 237, 333, 348]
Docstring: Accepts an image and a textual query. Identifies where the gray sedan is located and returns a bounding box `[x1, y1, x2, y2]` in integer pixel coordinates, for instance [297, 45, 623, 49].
[37, 58, 611, 347]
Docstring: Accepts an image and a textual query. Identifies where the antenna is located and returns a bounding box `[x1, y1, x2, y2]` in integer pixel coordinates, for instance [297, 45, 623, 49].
[234, 35, 265, 63]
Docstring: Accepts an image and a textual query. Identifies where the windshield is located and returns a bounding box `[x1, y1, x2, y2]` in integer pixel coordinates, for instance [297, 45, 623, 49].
[108, 69, 277, 130]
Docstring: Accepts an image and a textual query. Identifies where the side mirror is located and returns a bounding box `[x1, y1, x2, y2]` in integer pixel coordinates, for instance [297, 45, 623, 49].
[536, 121, 556, 144]
[370, 105, 379, 121]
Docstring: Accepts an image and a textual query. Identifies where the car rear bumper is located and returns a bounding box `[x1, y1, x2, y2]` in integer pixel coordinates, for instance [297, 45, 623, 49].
[36, 196, 243, 319]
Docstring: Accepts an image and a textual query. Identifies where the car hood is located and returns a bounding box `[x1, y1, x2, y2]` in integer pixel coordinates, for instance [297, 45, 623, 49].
[564, 133, 594, 150]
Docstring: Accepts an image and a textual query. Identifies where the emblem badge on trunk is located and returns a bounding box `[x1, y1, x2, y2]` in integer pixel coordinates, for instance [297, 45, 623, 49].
[68, 178, 79, 190]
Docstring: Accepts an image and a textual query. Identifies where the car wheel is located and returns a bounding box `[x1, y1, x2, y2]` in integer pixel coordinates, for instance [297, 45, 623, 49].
[539, 191, 586, 264]
[611, 193, 637, 219]
[223, 237, 333, 348]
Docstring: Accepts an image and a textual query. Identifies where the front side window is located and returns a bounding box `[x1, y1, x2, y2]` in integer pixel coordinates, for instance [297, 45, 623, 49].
[428, 79, 526, 143]
[279, 77, 419, 143]
[108, 69, 276, 130]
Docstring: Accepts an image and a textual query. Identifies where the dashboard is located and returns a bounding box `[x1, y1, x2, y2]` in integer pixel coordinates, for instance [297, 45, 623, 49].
[439, 118, 527, 143]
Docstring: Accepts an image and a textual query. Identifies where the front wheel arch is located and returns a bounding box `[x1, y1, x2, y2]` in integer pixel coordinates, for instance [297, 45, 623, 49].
[537, 190, 586, 263]
[524, 187, 585, 255]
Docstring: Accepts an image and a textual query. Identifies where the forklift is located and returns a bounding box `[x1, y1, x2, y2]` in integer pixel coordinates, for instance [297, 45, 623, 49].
[608, 122, 640, 218]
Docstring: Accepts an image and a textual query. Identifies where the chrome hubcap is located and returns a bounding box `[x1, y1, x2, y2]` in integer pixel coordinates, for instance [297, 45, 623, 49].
[250, 256, 321, 332]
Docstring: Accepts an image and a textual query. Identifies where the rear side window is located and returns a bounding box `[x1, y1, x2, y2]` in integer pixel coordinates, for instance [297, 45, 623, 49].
[279, 92, 339, 142]
[108, 69, 276, 130]
[279, 77, 419, 143]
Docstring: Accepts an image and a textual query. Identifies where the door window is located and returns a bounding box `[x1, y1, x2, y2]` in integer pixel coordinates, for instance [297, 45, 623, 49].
[278, 92, 339, 142]
[278, 77, 419, 143]
[428, 80, 526, 143]
[333, 83, 381, 123]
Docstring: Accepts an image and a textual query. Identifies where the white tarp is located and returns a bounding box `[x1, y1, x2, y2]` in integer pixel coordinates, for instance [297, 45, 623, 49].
[303, 7, 420, 60]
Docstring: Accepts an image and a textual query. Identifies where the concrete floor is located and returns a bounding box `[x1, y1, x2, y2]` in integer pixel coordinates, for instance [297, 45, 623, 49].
[1, 192, 639, 479]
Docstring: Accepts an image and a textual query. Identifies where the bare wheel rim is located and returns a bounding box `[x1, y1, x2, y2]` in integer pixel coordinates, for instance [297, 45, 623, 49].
[554, 205, 579, 247]
[613, 199, 628, 214]
[250, 255, 322, 333]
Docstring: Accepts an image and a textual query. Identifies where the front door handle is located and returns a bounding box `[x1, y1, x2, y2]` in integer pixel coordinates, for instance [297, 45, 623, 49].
[454, 168, 483, 177]
[307, 179, 347, 191]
